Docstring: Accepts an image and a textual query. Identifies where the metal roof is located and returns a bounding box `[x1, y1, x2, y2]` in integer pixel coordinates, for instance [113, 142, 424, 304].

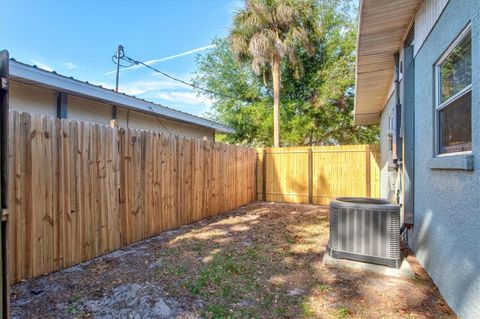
[9, 59, 234, 134]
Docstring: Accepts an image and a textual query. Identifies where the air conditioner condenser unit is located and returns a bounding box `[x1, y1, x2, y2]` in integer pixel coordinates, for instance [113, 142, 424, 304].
[327, 197, 401, 268]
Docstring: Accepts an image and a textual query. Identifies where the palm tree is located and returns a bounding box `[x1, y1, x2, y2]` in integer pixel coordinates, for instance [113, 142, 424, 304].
[230, 0, 318, 147]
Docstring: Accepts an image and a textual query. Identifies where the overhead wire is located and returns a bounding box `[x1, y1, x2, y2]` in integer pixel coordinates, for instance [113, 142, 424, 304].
[111, 55, 136, 68]
[113, 52, 255, 102]
[111, 49, 237, 138]
[147, 106, 173, 135]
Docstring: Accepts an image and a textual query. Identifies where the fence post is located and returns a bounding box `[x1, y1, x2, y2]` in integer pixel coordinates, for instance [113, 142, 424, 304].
[262, 149, 266, 201]
[308, 148, 313, 204]
[366, 144, 371, 197]
[0, 50, 8, 319]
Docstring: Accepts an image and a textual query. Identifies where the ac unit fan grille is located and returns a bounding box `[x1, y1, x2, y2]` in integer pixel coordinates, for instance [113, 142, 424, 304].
[328, 198, 401, 268]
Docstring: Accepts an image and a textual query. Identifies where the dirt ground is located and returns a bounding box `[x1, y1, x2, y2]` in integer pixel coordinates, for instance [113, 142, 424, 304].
[11, 202, 456, 318]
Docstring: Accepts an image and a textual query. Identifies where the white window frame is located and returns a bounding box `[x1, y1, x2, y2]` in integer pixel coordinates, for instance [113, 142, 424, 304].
[434, 24, 472, 157]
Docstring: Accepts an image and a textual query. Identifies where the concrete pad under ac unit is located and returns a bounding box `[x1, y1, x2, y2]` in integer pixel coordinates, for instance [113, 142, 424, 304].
[322, 252, 415, 279]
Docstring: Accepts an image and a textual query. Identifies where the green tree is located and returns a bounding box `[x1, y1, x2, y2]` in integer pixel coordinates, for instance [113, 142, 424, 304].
[229, 0, 319, 147]
[194, 0, 379, 147]
[194, 38, 274, 145]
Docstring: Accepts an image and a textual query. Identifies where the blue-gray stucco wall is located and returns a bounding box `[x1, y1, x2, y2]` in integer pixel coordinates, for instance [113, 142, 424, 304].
[413, 0, 480, 317]
[379, 93, 397, 200]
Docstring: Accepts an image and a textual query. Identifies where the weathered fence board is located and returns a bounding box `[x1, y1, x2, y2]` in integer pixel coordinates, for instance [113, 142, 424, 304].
[257, 145, 380, 205]
[8, 111, 256, 284]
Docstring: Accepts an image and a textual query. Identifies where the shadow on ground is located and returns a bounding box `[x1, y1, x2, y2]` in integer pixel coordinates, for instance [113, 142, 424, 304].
[11, 201, 455, 318]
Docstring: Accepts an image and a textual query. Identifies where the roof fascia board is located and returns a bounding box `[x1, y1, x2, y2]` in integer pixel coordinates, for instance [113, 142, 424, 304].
[353, 0, 365, 125]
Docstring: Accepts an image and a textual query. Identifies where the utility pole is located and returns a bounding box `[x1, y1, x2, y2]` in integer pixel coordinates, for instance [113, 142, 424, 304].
[115, 45, 124, 92]
[112, 45, 123, 128]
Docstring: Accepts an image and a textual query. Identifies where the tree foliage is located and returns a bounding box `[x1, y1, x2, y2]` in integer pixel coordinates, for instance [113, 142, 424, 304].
[194, 0, 379, 147]
[230, 0, 318, 78]
[229, 0, 320, 147]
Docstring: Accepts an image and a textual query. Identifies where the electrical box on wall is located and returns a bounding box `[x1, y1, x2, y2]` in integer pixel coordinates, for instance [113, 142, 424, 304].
[388, 104, 402, 166]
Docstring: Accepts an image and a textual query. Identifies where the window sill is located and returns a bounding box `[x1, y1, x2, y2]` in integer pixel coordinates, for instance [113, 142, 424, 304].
[428, 154, 474, 171]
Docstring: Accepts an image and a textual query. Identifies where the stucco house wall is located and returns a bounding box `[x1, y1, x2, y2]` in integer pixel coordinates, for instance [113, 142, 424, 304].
[116, 108, 214, 139]
[9, 81, 57, 116]
[379, 92, 397, 200]
[68, 95, 114, 125]
[9, 80, 215, 141]
[412, 0, 480, 317]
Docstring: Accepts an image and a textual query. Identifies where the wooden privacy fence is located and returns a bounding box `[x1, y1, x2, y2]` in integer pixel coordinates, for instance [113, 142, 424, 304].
[257, 145, 380, 205]
[7, 111, 256, 284]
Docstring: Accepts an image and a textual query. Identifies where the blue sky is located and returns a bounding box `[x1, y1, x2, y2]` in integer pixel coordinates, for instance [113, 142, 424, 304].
[0, 0, 243, 116]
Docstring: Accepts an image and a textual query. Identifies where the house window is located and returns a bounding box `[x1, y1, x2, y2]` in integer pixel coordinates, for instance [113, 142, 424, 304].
[435, 25, 472, 155]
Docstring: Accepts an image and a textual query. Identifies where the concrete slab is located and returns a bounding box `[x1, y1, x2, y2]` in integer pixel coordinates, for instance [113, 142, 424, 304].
[322, 253, 415, 279]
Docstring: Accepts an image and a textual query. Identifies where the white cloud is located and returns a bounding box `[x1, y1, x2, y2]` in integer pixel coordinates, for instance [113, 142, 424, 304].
[120, 79, 214, 105]
[153, 91, 214, 106]
[93, 73, 214, 114]
[30, 60, 54, 72]
[119, 78, 187, 96]
[90, 77, 193, 96]
[116, 78, 214, 106]
[104, 44, 216, 75]
[61, 61, 77, 69]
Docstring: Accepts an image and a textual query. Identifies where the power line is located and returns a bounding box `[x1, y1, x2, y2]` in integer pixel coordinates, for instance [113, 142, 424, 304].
[115, 45, 123, 92]
[146, 105, 173, 135]
[149, 104, 219, 140]
[110, 47, 236, 138]
[111, 50, 256, 103]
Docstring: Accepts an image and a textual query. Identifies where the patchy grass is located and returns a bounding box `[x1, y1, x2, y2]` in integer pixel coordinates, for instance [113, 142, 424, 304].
[145, 202, 455, 318]
[65, 304, 84, 317]
[11, 202, 456, 318]
[315, 283, 331, 292]
[335, 306, 351, 319]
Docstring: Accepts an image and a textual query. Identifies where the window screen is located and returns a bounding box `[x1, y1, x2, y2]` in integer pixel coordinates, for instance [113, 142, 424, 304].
[439, 90, 472, 154]
[439, 31, 471, 103]
[436, 26, 472, 155]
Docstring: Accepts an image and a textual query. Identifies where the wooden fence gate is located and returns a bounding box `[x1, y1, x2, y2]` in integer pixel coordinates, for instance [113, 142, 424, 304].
[257, 145, 380, 205]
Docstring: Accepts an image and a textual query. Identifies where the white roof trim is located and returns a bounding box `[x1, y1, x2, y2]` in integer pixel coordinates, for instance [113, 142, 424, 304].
[9, 60, 234, 134]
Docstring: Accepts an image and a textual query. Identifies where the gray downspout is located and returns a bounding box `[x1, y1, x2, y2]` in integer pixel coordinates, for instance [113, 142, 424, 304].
[393, 53, 402, 209]
[402, 46, 415, 227]
[394, 53, 402, 165]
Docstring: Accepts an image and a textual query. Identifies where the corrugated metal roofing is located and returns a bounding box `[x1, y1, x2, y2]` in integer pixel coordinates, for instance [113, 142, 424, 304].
[8, 59, 234, 134]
